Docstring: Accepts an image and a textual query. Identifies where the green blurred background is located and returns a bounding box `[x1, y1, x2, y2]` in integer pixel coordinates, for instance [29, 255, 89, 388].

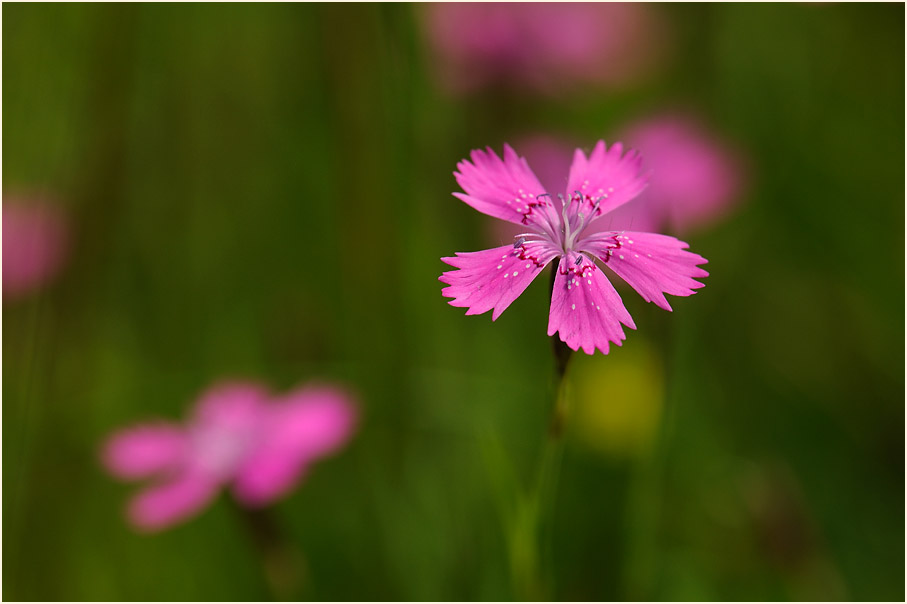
[3, 3, 904, 601]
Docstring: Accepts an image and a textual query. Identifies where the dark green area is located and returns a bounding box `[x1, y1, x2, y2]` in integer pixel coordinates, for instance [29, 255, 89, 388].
[4, 3, 903, 601]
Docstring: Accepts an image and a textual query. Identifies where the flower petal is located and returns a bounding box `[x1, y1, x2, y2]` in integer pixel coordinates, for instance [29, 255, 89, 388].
[440, 242, 559, 321]
[565, 140, 649, 220]
[273, 386, 358, 460]
[191, 381, 270, 428]
[233, 455, 309, 508]
[233, 385, 358, 506]
[547, 254, 636, 355]
[102, 424, 187, 480]
[589, 190, 660, 234]
[579, 231, 708, 311]
[127, 468, 219, 532]
[453, 144, 554, 227]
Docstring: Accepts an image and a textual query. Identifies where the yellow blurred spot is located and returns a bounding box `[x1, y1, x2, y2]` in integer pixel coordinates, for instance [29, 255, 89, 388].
[569, 338, 664, 458]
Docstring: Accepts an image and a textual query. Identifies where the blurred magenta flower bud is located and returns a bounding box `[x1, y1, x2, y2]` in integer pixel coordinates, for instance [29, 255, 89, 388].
[3, 196, 69, 301]
[102, 380, 358, 532]
[421, 3, 665, 96]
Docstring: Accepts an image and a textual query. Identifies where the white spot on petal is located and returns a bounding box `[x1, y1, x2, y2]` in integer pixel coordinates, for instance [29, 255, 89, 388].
[571, 304, 576, 310]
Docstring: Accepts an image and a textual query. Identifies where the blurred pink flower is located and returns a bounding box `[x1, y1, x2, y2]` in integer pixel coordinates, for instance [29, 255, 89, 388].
[3, 198, 69, 300]
[607, 115, 746, 233]
[102, 381, 358, 532]
[421, 3, 664, 95]
[440, 141, 708, 355]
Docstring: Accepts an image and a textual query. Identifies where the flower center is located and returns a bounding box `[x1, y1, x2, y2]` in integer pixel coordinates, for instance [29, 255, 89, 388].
[512, 191, 608, 254]
[190, 419, 259, 480]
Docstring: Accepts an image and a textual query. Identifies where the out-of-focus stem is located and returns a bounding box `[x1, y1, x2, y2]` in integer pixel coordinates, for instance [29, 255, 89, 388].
[231, 502, 307, 601]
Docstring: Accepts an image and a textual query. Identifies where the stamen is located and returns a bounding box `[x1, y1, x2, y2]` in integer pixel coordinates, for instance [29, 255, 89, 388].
[590, 197, 602, 215]
[573, 206, 593, 238]
[575, 255, 584, 265]
[561, 202, 571, 239]
[513, 237, 525, 248]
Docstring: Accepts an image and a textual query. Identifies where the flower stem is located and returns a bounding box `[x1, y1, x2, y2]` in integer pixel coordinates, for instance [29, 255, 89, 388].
[231, 502, 308, 601]
[512, 266, 575, 600]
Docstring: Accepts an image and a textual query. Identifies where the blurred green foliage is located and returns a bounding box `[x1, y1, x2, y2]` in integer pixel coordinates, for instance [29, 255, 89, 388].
[3, 3, 903, 601]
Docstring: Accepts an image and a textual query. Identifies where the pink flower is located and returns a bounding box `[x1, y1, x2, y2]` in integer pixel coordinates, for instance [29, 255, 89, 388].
[605, 115, 746, 233]
[3, 198, 69, 301]
[421, 3, 663, 96]
[440, 142, 709, 355]
[102, 381, 358, 532]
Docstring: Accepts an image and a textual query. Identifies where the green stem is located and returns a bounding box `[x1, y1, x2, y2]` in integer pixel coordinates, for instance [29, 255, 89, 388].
[511, 266, 574, 601]
[231, 502, 308, 601]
